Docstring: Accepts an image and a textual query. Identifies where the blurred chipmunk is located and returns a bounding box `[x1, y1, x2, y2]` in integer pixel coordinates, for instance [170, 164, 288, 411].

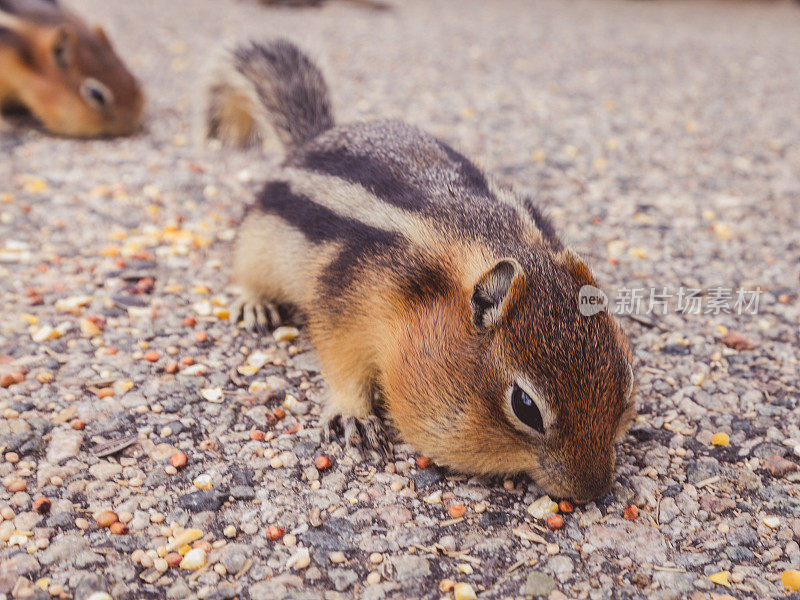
[258, 0, 389, 9]
[0, 0, 143, 137]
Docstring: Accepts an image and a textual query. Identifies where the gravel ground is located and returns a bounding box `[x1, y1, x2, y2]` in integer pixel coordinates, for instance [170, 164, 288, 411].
[2, 0, 800, 598]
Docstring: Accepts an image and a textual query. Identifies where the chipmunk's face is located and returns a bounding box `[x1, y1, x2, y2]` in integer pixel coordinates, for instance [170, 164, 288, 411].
[32, 22, 144, 136]
[468, 253, 636, 500]
[390, 251, 635, 501]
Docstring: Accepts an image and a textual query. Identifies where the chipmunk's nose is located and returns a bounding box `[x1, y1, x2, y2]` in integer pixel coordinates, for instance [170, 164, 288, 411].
[568, 451, 614, 501]
[571, 477, 612, 503]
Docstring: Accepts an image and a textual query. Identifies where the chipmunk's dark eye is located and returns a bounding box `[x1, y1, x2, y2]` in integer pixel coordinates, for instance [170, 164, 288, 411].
[80, 78, 114, 111]
[511, 384, 544, 434]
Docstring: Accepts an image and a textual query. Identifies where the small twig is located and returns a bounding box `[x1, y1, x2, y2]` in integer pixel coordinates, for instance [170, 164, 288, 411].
[694, 475, 720, 488]
[653, 566, 686, 573]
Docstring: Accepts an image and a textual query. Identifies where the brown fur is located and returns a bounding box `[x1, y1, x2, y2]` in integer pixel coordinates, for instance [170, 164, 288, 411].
[0, 0, 143, 137]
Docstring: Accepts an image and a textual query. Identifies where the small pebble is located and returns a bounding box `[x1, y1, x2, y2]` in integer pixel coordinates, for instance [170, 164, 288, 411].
[283, 533, 297, 547]
[369, 552, 383, 564]
[454, 582, 477, 600]
[180, 548, 207, 570]
[290, 548, 311, 569]
[366, 572, 381, 585]
[193, 474, 213, 489]
[329, 551, 346, 564]
[527, 496, 558, 519]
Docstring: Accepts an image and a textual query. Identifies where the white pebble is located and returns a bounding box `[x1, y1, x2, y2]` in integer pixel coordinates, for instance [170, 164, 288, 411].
[180, 548, 207, 570]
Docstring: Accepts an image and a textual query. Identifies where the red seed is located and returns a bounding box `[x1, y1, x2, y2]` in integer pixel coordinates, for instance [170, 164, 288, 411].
[180, 356, 195, 366]
[266, 525, 285, 540]
[195, 331, 208, 343]
[70, 418, 85, 430]
[95, 387, 114, 398]
[193, 540, 212, 552]
[558, 500, 574, 514]
[285, 423, 300, 434]
[416, 456, 432, 469]
[448, 504, 466, 519]
[165, 362, 179, 374]
[273, 407, 286, 420]
[545, 514, 564, 530]
[110, 521, 128, 535]
[250, 430, 266, 441]
[170, 453, 188, 469]
[96, 511, 118, 528]
[144, 350, 160, 362]
[183, 317, 197, 327]
[33, 497, 51, 514]
[623, 504, 639, 521]
[166, 552, 183, 567]
[315, 455, 332, 471]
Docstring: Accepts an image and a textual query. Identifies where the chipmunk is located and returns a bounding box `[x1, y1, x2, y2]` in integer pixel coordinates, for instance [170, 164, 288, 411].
[206, 39, 636, 500]
[0, 0, 143, 137]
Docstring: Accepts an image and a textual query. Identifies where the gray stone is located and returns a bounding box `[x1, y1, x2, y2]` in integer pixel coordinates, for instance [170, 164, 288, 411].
[73, 573, 108, 600]
[652, 571, 695, 595]
[0, 553, 39, 594]
[686, 457, 720, 484]
[46, 429, 83, 464]
[178, 489, 227, 512]
[230, 485, 255, 501]
[389, 554, 430, 582]
[39, 534, 88, 565]
[166, 578, 192, 600]
[585, 520, 668, 563]
[220, 543, 249, 574]
[547, 555, 574, 581]
[410, 467, 444, 489]
[524, 571, 557, 598]
[328, 568, 358, 591]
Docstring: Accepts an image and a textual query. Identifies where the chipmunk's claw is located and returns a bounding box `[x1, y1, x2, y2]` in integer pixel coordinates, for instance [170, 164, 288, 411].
[232, 295, 281, 333]
[323, 414, 391, 459]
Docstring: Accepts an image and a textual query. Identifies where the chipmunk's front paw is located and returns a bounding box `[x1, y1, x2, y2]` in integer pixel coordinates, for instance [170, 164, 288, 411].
[231, 293, 281, 333]
[323, 413, 391, 459]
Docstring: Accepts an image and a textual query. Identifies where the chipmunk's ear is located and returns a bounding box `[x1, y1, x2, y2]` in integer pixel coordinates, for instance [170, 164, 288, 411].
[471, 258, 523, 330]
[93, 26, 112, 48]
[558, 247, 596, 287]
[50, 25, 75, 70]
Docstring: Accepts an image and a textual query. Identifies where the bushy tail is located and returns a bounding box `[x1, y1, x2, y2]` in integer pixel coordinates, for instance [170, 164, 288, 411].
[206, 39, 334, 152]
